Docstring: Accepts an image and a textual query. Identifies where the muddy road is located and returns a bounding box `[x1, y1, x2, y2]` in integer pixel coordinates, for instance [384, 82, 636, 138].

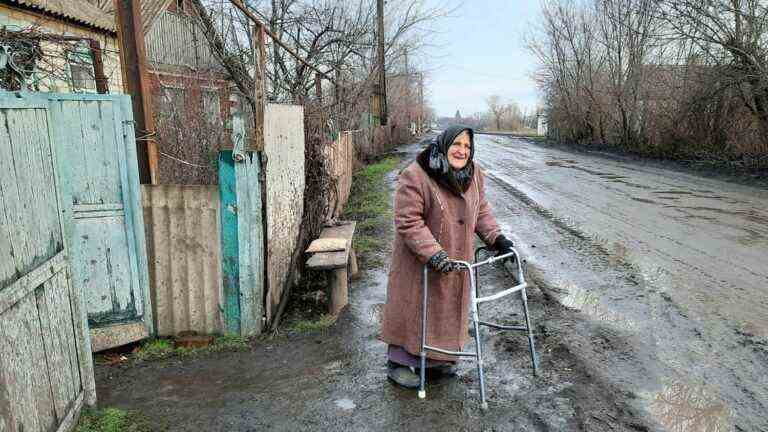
[94, 137, 766, 431]
[475, 134, 768, 431]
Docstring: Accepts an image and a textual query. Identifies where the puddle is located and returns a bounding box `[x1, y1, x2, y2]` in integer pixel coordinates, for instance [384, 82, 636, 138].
[334, 398, 356, 410]
[553, 281, 637, 331]
[649, 381, 731, 432]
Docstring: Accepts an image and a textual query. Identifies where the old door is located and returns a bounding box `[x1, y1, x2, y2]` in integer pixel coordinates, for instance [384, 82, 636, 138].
[0, 95, 95, 431]
[48, 94, 152, 352]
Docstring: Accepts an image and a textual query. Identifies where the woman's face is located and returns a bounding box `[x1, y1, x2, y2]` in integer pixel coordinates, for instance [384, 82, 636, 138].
[447, 131, 471, 170]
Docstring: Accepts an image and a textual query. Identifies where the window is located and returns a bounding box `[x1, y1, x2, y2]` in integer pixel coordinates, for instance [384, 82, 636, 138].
[159, 86, 187, 125]
[202, 90, 221, 126]
[68, 44, 96, 92]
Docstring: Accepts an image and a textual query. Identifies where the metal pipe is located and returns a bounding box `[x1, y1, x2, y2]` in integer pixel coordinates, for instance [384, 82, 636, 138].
[469, 266, 488, 410]
[477, 321, 528, 332]
[419, 266, 428, 399]
[423, 345, 477, 357]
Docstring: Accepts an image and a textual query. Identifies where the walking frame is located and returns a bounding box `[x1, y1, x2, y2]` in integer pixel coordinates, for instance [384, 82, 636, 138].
[418, 247, 539, 410]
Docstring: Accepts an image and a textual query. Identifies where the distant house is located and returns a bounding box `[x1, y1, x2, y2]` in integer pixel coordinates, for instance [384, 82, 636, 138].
[0, 0, 123, 93]
[537, 113, 547, 136]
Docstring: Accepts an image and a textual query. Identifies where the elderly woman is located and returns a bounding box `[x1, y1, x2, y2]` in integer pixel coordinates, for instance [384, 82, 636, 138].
[381, 125, 514, 388]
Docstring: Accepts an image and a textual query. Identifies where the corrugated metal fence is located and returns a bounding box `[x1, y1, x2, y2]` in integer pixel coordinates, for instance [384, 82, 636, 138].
[142, 185, 225, 337]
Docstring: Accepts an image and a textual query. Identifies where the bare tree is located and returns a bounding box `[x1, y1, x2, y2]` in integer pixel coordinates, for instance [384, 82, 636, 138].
[486, 95, 505, 130]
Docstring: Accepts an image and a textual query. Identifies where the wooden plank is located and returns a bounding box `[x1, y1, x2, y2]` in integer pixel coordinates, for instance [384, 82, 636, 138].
[0, 110, 18, 287]
[218, 151, 241, 334]
[35, 276, 78, 421]
[0, 253, 68, 315]
[120, 95, 153, 337]
[320, 221, 356, 242]
[235, 111, 265, 335]
[54, 392, 84, 432]
[2, 109, 34, 280]
[90, 321, 149, 353]
[305, 222, 356, 270]
[306, 251, 348, 270]
[0, 292, 57, 431]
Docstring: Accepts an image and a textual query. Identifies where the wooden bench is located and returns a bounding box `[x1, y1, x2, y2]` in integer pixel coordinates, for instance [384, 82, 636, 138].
[305, 221, 358, 315]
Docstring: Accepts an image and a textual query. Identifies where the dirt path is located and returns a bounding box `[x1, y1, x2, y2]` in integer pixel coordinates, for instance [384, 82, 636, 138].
[94, 140, 717, 431]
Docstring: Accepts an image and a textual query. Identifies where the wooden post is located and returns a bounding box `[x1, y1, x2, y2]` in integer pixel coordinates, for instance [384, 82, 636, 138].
[114, 0, 158, 184]
[88, 39, 109, 94]
[329, 267, 349, 315]
[418, 72, 424, 133]
[251, 24, 267, 152]
[315, 72, 322, 103]
[376, 0, 388, 125]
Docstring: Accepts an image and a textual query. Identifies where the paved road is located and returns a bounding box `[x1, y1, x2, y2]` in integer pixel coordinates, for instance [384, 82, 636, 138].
[476, 134, 768, 431]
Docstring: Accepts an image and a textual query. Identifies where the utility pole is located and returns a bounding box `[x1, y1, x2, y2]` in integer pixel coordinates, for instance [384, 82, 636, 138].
[376, 0, 388, 125]
[115, 0, 158, 184]
[404, 49, 410, 129]
[418, 72, 424, 133]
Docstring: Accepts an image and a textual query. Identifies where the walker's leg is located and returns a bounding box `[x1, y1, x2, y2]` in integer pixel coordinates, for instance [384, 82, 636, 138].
[472, 301, 488, 410]
[470, 271, 488, 411]
[520, 288, 539, 376]
[419, 266, 428, 399]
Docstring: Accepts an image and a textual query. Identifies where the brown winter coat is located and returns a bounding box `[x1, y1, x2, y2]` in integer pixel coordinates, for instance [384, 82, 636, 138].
[380, 160, 501, 360]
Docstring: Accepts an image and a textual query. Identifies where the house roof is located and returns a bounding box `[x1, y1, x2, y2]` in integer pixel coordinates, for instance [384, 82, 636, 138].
[88, 0, 175, 35]
[5, 0, 116, 33]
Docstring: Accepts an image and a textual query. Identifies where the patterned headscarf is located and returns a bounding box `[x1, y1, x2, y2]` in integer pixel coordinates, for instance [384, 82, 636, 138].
[416, 125, 475, 196]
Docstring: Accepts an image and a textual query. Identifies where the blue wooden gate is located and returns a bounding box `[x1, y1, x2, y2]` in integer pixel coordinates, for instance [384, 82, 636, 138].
[47, 94, 152, 351]
[218, 113, 264, 336]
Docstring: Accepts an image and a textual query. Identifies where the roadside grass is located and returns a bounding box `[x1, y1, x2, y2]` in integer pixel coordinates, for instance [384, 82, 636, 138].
[343, 154, 401, 267]
[286, 314, 338, 333]
[128, 335, 250, 362]
[75, 407, 161, 432]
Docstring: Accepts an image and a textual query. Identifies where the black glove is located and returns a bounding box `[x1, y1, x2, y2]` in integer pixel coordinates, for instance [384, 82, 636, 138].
[492, 235, 515, 261]
[427, 250, 456, 273]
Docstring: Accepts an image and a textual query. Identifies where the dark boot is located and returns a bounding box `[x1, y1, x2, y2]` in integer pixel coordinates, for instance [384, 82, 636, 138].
[387, 361, 420, 389]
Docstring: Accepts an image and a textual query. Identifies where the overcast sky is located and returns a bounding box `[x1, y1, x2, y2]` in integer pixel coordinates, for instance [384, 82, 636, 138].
[418, 0, 543, 118]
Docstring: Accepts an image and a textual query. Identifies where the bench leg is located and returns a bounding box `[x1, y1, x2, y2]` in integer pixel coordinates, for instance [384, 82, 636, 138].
[329, 267, 349, 315]
[349, 247, 359, 279]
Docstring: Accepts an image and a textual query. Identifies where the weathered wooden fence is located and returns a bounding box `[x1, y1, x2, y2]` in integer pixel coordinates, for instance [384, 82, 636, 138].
[264, 104, 305, 323]
[142, 185, 224, 336]
[1, 95, 95, 431]
[326, 131, 356, 219]
[355, 124, 411, 161]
